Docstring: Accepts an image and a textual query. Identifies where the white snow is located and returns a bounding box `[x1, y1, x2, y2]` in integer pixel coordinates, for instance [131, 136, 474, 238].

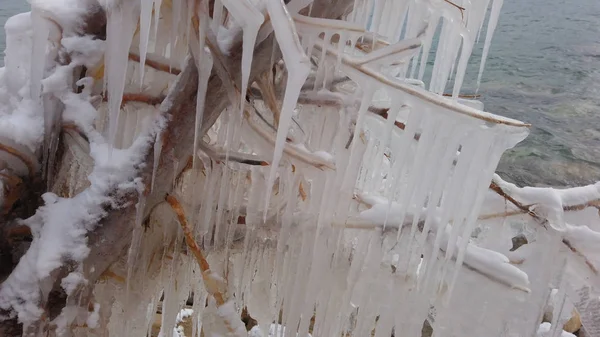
[159, 308, 194, 337]
[61, 271, 86, 296]
[0, 24, 167, 326]
[0, 12, 45, 152]
[493, 174, 600, 229]
[536, 322, 576, 337]
[87, 302, 101, 328]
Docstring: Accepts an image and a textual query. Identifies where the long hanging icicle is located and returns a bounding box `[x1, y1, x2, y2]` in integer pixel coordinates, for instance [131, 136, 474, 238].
[189, 0, 213, 170]
[263, 0, 311, 214]
[30, 8, 53, 182]
[29, 8, 48, 104]
[170, 0, 182, 65]
[192, 49, 214, 169]
[451, 0, 495, 98]
[105, 0, 140, 148]
[139, 0, 154, 85]
[476, 0, 503, 92]
[220, 0, 264, 120]
[152, 0, 163, 42]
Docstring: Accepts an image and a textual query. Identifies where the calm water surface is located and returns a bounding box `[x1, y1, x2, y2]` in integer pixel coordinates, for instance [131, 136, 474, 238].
[1, 0, 599, 187]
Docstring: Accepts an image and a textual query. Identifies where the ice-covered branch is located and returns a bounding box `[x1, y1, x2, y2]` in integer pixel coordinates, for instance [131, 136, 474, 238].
[491, 174, 600, 227]
[0, 32, 168, 329]
[352, 194, 531, 292]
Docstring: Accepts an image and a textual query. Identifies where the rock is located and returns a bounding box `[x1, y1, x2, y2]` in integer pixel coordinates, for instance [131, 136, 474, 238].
[563, 309, 582, 333]
[421, 320, 433, 337]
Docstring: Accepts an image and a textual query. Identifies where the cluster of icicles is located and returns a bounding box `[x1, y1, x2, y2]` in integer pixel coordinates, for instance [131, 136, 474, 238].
[95, 0, 537, 335]
[3, 0, 598, 336]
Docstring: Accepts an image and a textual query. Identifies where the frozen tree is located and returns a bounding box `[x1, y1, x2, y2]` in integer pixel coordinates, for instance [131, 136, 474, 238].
[0, 0, 599, 336]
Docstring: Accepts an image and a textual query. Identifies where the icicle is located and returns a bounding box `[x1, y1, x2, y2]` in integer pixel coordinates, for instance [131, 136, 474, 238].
[170, 0, 182, 67]
[220, 0, 264, 121]
[211, 0, 224, 34]
[29, 8, 48, 103]
[153, 0, 163, 43]
[452, 0, 494, 97]
[192, 51, 213, 169]
[264, 0, 311, 216]
[369, 0, 386, 35]
[124, 192, 147, 332]
[151, 132, 163, 192]
[474, 0, 492, 44]
[477, 0, 503, 92]
[30, 9, 53, 180]
[190, 0, 213, 169]
[429, 19, 462, 94]
[106, 0, 140, 148]
[444, 133, 502, 298]
[183, 0, 191, 47]
[139, 0, 154, 85]
[416, 12, 440, 80]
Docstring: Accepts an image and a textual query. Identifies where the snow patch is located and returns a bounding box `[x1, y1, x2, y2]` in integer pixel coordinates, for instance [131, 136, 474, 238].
[536, 322, 576, 337]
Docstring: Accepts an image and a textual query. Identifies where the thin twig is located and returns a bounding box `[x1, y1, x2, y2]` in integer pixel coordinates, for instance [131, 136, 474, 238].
[256, 70, 281, 128]
[244, 106, 335, 170]
[128, 53, 182, 75]
[488, 181, 540, 220]
[443, 93, 481, 99]
[563, 238, 598, 275]
[0, 142, 37, 177]
[299, 182, 307, 201]
[564, 200, 600, 212]
[99, 269, 126, 283]
[489, 181, 600, 216]
[4, 224, 31, 243]
[102, 93, 165, 106]
[198, 142, 270, 167]
[310, 38, 530, 128]
[478, 210, 528, 220]
[443, 0, 466, 21]
[165, 194, 225, 305]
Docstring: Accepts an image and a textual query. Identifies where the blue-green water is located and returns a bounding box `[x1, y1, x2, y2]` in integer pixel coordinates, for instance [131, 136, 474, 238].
[465, 0, 600, 187]
[1, 0, 599, 187]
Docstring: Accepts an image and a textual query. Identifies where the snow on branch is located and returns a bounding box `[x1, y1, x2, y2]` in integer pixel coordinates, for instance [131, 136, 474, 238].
[491, 174, 600, 283]
[491, 174, 600, 229]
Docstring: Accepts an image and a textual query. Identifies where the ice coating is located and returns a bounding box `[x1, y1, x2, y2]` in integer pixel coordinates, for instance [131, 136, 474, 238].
[477, 0, 504, 92]
[0, 0, 598, 336]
